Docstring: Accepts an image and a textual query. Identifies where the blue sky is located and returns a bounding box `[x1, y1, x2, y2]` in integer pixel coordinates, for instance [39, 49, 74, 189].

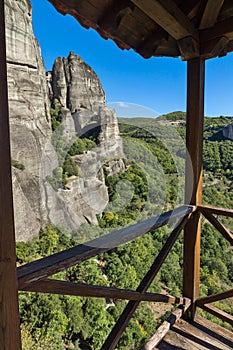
[31, 0, 233, 117]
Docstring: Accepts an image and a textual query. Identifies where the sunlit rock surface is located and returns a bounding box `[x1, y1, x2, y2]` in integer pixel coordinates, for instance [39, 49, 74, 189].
[6, 0, 51, 241]
[6, 1, 123, 240]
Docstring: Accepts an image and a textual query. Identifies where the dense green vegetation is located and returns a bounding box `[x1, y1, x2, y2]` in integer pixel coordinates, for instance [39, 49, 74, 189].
[17, 112, 233, 349]
[11, 159, 25, 170]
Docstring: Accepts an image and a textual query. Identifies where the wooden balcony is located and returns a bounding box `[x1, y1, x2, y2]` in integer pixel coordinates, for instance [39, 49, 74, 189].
[146, 316, 233, 350]
[0, 1, 233, 349]
[16, 204, 233, 349]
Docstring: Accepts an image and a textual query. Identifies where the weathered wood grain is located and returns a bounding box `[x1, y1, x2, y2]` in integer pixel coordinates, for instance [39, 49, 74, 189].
[199, 304, 233, 326]
[141, 300, 191, 350]
[21, 278, 185, 304]
[131, 0, 198, 41]
[199, 0, 224, 29]
[183, 58, 205, 319]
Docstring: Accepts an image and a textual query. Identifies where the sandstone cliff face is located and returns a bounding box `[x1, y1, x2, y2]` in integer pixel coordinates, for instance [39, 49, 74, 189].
[223, 123, 233, 140]
[6, 0, 51, 241]
[6, 1, 123, 240]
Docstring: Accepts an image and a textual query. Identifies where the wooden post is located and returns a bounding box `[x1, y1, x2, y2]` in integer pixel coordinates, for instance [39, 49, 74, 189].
[0, 1, 22, 348]
[183, 57, 205, 319]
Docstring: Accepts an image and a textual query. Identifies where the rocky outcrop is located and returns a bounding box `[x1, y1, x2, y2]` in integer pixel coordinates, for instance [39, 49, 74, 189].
[52, 52, 105, 111]
[5, 0, 51, 241]
[223, 123, 233, 140]
[51, 52, 123, 159]
[104, 159, 126, 177]
[40, 53, 124, 230]
[6, 1, 123, 240]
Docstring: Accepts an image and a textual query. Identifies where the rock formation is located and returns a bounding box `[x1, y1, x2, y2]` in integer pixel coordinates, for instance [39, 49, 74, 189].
[52, 53, 105, 111]
[223, 123, 233, 140]
[40, 52, 124, 230]
[5, 0, 51, 241]
[50, 52, 123, 159]
[6, 0, 123, 240]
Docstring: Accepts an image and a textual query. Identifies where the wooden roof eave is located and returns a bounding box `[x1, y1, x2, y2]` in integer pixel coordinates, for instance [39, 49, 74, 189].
[48, 0, 233, 61]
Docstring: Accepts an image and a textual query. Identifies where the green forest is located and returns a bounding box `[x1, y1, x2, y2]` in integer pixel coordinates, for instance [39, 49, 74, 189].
[17, 112, 233, 349]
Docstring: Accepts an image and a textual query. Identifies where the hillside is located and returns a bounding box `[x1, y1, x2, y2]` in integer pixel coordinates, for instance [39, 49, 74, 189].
[18, 112, 233, 349]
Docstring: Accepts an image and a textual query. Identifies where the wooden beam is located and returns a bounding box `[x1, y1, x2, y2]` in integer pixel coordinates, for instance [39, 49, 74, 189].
[141, 300, 191, 350]
[199, 0, 224, 30]
[138, 27, 168, 58]
[200, 36, 229, 59]
[198, 204, 233, 218]
[180, 0, 201, 20]
[18, 205, 195, 288]
[21, 278, 184, 304]
[199, 304, 233, 326]
[200, 16, 233, 43]
[196, 289, 233, 306]
[183, 58, 205, 320]
[178, 35, 199, 60]
[0, 1, 22, 349]
[131, 0, 198, 41]
[98, 0, 132, 31]
[218, 0, 233, 21]
[100, 214, 190, 350]
[201, 211, 233, 246]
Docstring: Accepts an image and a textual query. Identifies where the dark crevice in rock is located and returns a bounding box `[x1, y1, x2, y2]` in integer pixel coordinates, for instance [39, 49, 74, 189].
[7, 59, 37, 70]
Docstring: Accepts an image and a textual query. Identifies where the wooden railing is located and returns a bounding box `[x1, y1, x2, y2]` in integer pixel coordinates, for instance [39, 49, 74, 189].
[17, 205, 194, 350]
[17, 203, 233, 349]
[196, 204, 233, 327]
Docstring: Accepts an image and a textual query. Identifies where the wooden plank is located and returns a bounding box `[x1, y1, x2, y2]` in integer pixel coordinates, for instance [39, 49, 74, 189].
[100, 214, 190, 350]
[131, 0, 198, 41]
[141, 300, 191, 350]
[196, 289, 233, 306]
[194, 315, 233, 346]
[21, 278, 184, 304]
[199, 0, 224, 30]
[183, 58, 205, 319]
[201, 211, 233, 246]
[200, 304, 233, 326]
[159, 328, 207, 349]
[198, 204, 233, 218]
[18, 205, 194, 288]
[169, 317, 233, 350]
[0, 1, 22, 349]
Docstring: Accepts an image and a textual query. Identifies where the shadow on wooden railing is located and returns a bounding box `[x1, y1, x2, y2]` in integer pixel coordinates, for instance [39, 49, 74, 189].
[17, 203, 233, 349]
